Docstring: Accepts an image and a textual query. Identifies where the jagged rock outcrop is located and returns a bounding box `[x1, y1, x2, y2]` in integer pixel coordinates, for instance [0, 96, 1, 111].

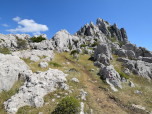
[120, 59, 152, 80]
[4, 68, 69, 114]
[99, 65, 122, 89]
[96, 54, 110, 66]
[0, 53, 30, 93]
[51, 29, 79, 51]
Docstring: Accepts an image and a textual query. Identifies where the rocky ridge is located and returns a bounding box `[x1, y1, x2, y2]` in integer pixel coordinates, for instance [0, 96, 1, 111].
[0, 18, 152, 113]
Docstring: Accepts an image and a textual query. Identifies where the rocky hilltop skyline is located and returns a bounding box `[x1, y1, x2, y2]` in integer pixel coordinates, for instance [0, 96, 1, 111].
[0, 18, 152, 114]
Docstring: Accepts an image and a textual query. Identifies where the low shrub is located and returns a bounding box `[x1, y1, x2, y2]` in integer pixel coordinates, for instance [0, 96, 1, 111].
[80, 44, 87, 48]
[116, 70, 129, 79]
[119, 41, 123, 47]
[30, 36, 46, 43]
[0, 47, 11, 54]
[51, 96, 80, 114]
[16, 37, 27, 49]
[94, 39, 98, 42]
[91, 42, 98, 47]
[111, 46, 114, 53]
[49, 62, 62, 67]
[70, 50, 79, 55]
[69, 44, 72, 50]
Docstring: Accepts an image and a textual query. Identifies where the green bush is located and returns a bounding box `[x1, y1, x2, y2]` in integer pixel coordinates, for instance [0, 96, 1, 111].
[0, 47, 11, 54]
[30, 36, 46, 43]
[105, 21, 109, 24]
[116, 70, 129, 79]
[49, 62, 62, 67]
[69, 44, 72, 50]
[80, 44, 87, 48]
[119, 41, 123, 48]
[94, 39, 98, 42]
[16, 37, 27, 49]
[111, 46, 114, 53]
[70, 50, 79, 55]
[91, 42, 98, 47]
[51, 96, 80, 114]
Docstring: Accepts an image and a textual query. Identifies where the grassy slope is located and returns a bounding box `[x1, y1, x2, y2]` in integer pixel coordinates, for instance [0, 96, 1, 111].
[0, 52, 151, 114]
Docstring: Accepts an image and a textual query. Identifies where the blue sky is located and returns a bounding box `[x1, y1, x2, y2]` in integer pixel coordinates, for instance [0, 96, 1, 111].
[0, 0, 152, 51]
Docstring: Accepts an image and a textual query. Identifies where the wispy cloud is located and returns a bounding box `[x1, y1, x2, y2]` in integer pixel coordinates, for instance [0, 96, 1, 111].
[7, 16, 49, 35]
[13, 16, 21, 22]
[2, 24, 9, 27]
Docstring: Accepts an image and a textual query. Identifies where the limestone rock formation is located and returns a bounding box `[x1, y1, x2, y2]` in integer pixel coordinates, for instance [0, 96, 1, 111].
[4, 68, 68, 114]
[99, 65, 122, 89]
[0, 53, 30, 93]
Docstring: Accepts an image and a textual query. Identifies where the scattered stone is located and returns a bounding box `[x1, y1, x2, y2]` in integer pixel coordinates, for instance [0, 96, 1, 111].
[132, 104, 145, 110]
[68, 90, 72, 93]
[123, 68, 130, 76]
[62, 62, 65, 64]
[90, 69, 94, 71]
[38, 112, 43, 114]
[45, 102, 49, 105]
[54, 94, 57, 96]
[121, 77, 127, 83]
[80, 102, 84, 114]
[65, 93, 68, 96]
[71, 78, 79, 83]
[66, 62, 70, 64]
[134, 90, 143, 95]
[38, 62, 48, 68]
[30, 55, 40, 62]
[57, 96, 60, 99]
[91, 109, 93, 114]
[52, 99, 55, 102]
[71, 89, 74, 92]
[129, 81, 135, 87]
[79, 89, 87, 101]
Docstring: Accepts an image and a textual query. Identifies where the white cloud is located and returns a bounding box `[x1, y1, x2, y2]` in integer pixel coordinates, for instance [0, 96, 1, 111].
[2, 24, 9, 27]
[13, 16, 21, 22]
[7, 18, 49, 35]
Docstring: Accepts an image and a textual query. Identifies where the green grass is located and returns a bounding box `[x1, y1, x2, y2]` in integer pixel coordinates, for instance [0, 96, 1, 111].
[116, 70, 129, 79]
[49, 62, 62, 67]
[0, 47, 11, 54]
[70, 50, 79, 55]
[91, 42, 98, 47]
[80, 44, 87, 48]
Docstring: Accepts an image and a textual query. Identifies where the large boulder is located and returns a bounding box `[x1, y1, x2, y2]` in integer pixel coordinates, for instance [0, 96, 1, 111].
[52, 29, 79, 51]
[97, 54, 110, 66]
[0, 54, 30, 93]
[4, 68, 69, 114]
[94, 43, 113, 60]
[99, 65, 122, 89]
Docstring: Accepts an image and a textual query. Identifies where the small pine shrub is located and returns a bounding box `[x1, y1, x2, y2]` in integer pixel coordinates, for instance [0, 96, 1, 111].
[16, 37, 27, 49]
[30, 36, 46, 43]
[111, 46, 114, 53]
[91, 42, 98, 47]
[119, 41, 123, 48]
[105, 21, 109, 24]
[69, 44, 72, 50]
[80, 44, 87, 48]
[70, 50, 79, 55]
[49, 62, 62, 67]
[116, 70, 129, 79]
[51, 96, 80, 114]
[94, 39, 98, 42]
[94, 34, 97, 36]
[0, 47, 11, 54]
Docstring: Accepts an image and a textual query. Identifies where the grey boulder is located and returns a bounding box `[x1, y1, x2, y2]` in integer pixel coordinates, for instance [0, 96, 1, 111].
[0, 53, 30, 93]
[38, 62, 48, 68]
